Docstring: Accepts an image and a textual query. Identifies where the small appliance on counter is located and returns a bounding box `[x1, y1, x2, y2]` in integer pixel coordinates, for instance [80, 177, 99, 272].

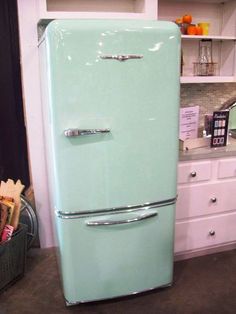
[210, 111, 229, 147]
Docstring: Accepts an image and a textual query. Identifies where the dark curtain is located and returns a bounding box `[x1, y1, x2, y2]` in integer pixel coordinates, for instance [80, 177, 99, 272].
[0, 0, 30, 188]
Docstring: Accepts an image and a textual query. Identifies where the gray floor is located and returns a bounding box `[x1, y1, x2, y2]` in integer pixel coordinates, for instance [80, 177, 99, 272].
[1, 248, 236, 314]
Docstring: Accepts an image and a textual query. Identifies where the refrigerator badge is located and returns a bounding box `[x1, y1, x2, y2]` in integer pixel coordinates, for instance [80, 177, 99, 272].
[100, 54, 143, 62]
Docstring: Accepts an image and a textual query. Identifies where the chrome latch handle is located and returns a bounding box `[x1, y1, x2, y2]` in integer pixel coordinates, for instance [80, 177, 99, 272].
[100, 54, 143, 62]
[64, 128, 110, 137]
[86, 212, 158, 226]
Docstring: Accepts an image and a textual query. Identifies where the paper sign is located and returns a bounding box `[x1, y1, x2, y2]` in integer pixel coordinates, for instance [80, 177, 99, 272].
[179, 106, 199, 140]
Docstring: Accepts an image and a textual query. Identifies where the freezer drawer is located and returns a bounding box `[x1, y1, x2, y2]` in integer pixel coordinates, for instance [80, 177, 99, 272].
[55, 204, 175, 304]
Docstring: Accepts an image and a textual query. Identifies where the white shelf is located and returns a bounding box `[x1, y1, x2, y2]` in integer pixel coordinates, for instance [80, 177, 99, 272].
[181, 35, 236, 41]
[38, 0, 157, 19]
[168, 0, 233, 3]
[38, 11, 151, 19]
[181, 76, 236, 83]
[160, 0, 236, 82]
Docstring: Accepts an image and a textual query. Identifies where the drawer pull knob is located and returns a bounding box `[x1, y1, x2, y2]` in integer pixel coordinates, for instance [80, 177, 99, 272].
[190, 171, 197, 177]
[209, 230, 215, 236]
[211, 197, 217, 203]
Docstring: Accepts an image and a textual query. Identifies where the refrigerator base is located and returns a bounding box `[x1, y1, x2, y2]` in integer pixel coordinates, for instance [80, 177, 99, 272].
[64, 282, 173, 307]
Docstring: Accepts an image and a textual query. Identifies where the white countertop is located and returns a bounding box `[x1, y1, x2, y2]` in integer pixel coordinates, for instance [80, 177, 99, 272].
[179, 137, 236, 161]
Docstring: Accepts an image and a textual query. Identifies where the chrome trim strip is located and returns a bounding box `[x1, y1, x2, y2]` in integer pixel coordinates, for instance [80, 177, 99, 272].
[37, 36, 45, 47]
[64, 128, 110, 137]
[64, 281, 172, 306]
[55, 197, 177, 219]
[86, 211, 157, 226]
[100, 54, 143, 62]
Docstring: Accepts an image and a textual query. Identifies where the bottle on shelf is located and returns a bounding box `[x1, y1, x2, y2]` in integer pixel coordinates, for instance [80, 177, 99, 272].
[194, 39, 217, 76]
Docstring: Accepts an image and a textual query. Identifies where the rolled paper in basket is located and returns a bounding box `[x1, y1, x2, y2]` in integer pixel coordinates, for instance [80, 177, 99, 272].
[10, 202, 21, 230]
[7, 179, 25, 230]
[0, 202, 9, 237]
[0, 197, 15, 224]
[1, 224, 14, 242]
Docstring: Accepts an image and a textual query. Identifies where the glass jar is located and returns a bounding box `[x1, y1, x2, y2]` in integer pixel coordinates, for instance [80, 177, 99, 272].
[193, 39, 217, 76]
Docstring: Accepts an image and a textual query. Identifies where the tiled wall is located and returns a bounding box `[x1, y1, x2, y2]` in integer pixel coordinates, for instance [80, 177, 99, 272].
[181, 83, 236, 132]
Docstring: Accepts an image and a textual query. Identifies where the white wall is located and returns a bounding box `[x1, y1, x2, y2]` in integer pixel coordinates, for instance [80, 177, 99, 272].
[17, 0, 54, 247]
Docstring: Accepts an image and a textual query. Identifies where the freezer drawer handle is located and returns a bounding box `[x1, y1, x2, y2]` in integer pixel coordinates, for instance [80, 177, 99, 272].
[64, 128, 110, 137]
[100, 54, 143, 62]
[86, 212, 157, 226]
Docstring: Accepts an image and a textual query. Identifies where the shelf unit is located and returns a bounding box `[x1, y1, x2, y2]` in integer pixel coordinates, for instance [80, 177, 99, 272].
[181, 76, 235, 84]
[37, 0, 157, 20]
[180, 36, 236, 83]
[158, 0, 236, 83]
[181, 35, 236, 41]
[38, 0, 236, 83]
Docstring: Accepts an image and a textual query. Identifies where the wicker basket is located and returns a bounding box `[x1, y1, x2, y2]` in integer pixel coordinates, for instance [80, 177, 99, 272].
[0, 224, 27, 292]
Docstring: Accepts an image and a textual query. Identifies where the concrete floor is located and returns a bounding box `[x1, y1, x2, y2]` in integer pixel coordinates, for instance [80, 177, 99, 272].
[1, 248, 236, 314]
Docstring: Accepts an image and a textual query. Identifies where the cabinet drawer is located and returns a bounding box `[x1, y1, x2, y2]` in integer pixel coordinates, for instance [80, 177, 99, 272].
[178, 161, 211, 184]
[176, 180, 236, 220]
[175, 212, 236, 254]
[218, 158, 236, 179]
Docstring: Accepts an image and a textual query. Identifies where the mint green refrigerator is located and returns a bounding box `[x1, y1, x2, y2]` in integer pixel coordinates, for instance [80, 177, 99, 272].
[39, 20, 180, 306]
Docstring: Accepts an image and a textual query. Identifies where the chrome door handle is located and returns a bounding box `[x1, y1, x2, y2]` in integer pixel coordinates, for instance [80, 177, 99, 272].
[64, 128, 110, 137]
[86, 212, 157, 226]
[100, 54, 143, 62]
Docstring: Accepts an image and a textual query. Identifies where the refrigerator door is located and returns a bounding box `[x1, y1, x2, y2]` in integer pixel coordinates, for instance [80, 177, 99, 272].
[55, 204, 175, 304]
[41, 20, 180, 213]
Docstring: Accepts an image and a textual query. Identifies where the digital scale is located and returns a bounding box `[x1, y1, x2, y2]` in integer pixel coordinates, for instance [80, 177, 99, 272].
[210, 111, 229, 148]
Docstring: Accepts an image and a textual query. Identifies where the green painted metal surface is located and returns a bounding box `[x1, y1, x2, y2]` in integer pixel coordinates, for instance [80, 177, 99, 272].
[229, 107, 236, 130]
[40, 20, 180, 303]
[43, 20, 180, 213]
[56, 205, 175, 303]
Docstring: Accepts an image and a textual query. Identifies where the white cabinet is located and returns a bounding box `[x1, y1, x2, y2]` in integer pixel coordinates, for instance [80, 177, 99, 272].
[175, 212, 236, 254]
[218, 158, 236, 179]
[175, 156, 236, 259]
[37, 0, 157, 19]
[158, 0, 236, 83]
[178, 160, 212, 184]
[177, 180, 236, 219]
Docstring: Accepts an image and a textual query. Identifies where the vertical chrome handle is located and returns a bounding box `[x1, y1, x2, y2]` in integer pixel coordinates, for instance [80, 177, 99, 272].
[64, 128, 110, 137]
